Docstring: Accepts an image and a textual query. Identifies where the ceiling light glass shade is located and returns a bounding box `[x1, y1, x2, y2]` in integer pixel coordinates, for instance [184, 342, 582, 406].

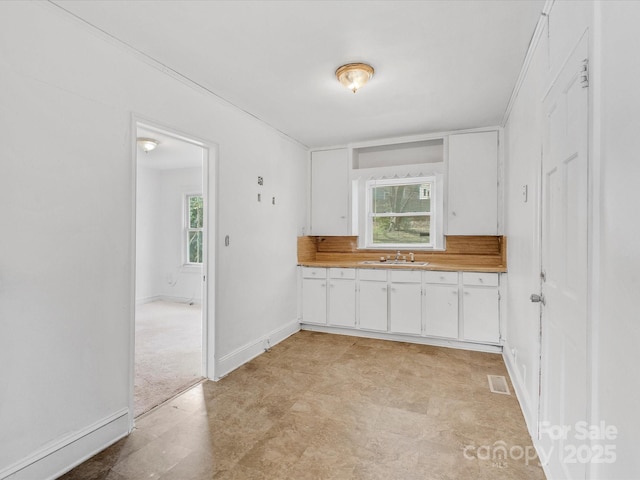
[336, 63, 374, 93]
[137, 137, 159, 152]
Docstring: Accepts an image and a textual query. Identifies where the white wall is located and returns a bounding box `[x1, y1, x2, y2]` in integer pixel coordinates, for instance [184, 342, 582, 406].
[136, 166, 203, 304]
[592, 2, 640, 478]
[158, 167, 203, 303]
[502, 17, 548, 429]
[504, 1, 640, 478]
[0, 2, 306, 478]
[135, 166, 162, 302]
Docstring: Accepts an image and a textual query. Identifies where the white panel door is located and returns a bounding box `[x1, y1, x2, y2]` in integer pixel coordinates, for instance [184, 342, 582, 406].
[301, 278, 327, 324]
[328, 279, 356, 327]
[462, 287, 499, 343]
[447, 131, 498, 235]
[310, 149, 349, 235]
[538, 35, 589, 480]
[424, 284, 459, 338]
[389, 282, 422, 335]
[359, 281, 388, 331]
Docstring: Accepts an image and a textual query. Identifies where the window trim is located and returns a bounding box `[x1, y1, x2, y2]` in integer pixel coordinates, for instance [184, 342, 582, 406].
[185, 193, 203, 266]
[364, 176, 436, 249]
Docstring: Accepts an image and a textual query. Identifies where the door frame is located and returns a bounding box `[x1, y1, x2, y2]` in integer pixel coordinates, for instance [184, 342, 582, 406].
[129, 115, 218, 429]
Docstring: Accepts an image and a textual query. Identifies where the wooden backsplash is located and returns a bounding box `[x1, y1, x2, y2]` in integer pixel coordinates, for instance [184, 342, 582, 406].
[297, 235, 507, 267]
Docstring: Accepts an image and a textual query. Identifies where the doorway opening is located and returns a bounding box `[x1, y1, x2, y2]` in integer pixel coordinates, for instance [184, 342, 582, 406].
[134, 122, 210, 417]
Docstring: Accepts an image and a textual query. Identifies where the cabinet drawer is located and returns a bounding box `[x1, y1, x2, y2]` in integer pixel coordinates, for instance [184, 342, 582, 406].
[359, 269, 388, 282]
[329, 268, 356, 279]
[390, 270, 422, 283]
[462, 272, 499, 287]
[423, 271, 459, 285]
[302, 267, 327, 279]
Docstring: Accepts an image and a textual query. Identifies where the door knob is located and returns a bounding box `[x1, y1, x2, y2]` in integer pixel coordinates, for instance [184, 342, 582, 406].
[530, 293, 545, 305]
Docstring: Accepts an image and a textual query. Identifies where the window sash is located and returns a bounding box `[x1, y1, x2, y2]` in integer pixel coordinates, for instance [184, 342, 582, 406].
[185, 194, 203, 265]
[365, 177, 435, 248]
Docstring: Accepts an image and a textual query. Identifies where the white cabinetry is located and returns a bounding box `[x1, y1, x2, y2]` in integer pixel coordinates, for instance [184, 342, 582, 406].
[310, 149, 349, 235]
[389, 271, 422, 335]
[461, 273, 500, 343]
[328, 268, 356, 327]
[300, 267, 501, 347]
[423, 271, 459, 339]
[358, 269, 388, 331]
[301, 268, 327, 325]
[447, 131, 498, 235]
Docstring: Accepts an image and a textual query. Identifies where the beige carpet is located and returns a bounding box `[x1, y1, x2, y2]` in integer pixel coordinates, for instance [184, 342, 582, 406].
[134, 300, 203, 417]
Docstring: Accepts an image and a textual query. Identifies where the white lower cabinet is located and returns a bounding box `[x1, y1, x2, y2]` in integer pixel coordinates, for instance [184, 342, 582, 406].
[358, 269, 388, 331]
[423, 271, 459, 338]
[302, 278, 327, 324]
[328, 269, 356, 327]
[389, 271, 422, 335]
[300, 267, 501, 346]
[461, 273, 500, 343]
[424, 284, 459, 338]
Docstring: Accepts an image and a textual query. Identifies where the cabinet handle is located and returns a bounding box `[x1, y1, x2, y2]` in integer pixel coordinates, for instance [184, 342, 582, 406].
[320, 283, 326, 287]
[452, 290, 458, 295]
[330, 284, 335, 288]
[479, 278, 484, 283]
[464, 291, 470, 295]
[381, 287, 387, 291]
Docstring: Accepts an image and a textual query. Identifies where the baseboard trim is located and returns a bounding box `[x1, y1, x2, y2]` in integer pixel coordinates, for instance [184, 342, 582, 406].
[300, 324, 503, 354]
[1, 408, 129, 480]
[135, 295, 202, 305]
[502, 341, 536, 436]
[215, 320, 300, 379]
[136, 295, 162, 305]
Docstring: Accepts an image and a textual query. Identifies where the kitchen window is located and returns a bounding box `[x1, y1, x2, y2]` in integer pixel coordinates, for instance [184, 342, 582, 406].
[186, 194, 203, 264]
[365, 177, 436, 248]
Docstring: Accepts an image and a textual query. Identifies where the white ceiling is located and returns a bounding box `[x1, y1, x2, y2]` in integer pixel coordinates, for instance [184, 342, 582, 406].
[137, 127, 203, 170]
[54, 0, 545, 149]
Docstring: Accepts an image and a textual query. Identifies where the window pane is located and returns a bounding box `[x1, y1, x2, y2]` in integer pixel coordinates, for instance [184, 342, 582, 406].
[372, 184, 430, 214]
[372, 215, 431, 245]
[189, 196, 203, 228]
[188, 231, 203, 263]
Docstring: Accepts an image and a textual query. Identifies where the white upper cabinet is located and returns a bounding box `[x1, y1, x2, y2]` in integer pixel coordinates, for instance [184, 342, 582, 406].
[447, 131, 499, 235]
[310, 148, 349, 235]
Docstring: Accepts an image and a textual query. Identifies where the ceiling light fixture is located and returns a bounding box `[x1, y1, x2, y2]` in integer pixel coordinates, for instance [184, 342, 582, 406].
[137, 137, 159, 153]
[336, 63, 374, 93]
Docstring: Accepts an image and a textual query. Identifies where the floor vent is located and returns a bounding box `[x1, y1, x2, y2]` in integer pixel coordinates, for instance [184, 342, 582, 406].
[488, 375, 511, 395]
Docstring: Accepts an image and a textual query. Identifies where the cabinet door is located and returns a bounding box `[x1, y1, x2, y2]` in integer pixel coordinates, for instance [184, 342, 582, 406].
[389, 283, 422, 335]
[310, 149, 349, 235]
[424, 284, 459, 339]
[328, 279, 356, 327]
[462, 286, 500, 343]
[302, 278, 327, 324]
[448, 131, 498, 235]
[359, 281, 388, 331]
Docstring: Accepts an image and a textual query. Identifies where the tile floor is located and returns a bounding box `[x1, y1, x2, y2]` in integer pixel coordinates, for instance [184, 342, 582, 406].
[60, 331, 546, 479]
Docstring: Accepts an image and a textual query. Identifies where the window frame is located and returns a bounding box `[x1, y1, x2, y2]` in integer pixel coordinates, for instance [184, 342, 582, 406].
[184, 193, 204, 266]
[364, 176, 436, 249]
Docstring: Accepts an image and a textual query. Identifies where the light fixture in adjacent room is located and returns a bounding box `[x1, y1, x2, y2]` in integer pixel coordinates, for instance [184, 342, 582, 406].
[336, 63, 374, 93]
[137, 137, 159, 153]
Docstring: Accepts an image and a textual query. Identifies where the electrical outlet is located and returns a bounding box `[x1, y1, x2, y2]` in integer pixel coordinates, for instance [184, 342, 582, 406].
[257, 176, 263, 186]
